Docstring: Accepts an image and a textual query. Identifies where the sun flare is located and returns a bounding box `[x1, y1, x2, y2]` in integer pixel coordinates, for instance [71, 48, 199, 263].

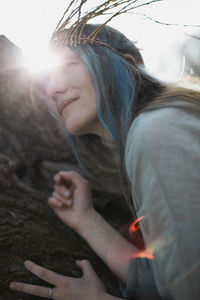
[22, 47, 61, 74]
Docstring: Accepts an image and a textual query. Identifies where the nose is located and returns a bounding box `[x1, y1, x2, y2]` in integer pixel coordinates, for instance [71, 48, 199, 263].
[45, 74, 67, 100]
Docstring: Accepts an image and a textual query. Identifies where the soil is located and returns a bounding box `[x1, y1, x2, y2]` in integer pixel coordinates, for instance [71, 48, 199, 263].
[0, 36, 133, 300]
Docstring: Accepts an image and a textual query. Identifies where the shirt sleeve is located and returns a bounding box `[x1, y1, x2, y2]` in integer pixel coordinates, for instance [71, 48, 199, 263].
[124, 104, 200, 300]
[119, 258, 162, 300]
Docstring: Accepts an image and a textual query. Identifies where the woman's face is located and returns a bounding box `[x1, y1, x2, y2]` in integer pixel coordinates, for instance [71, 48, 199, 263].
[45, 47, 110, 139]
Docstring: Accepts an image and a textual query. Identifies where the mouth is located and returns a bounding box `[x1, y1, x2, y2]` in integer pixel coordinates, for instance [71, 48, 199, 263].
[58, 98, 78, 116]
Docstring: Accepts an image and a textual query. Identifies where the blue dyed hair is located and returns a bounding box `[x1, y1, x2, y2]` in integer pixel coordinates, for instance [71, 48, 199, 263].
[71, 44, 136, 149]
[49, 24, 200, 213]
[53, 24, 161, 212]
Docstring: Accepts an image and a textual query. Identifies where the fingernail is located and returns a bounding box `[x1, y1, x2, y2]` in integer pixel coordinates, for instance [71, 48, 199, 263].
[10, 283, 16, 290]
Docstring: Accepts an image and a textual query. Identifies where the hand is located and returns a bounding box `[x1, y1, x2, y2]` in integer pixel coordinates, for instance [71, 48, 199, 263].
[10, 260, 106, 300]
[48, 171, 94, 230]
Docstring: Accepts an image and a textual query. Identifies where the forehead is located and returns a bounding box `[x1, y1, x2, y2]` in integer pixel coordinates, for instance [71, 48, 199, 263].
[56, 46, 80, 61]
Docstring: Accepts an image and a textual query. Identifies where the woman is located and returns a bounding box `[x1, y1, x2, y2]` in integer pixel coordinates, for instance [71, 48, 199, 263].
[10, 24, 200, 299]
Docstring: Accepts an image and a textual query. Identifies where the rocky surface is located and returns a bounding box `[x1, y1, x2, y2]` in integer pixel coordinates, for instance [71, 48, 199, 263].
[0, 36, 132, 300]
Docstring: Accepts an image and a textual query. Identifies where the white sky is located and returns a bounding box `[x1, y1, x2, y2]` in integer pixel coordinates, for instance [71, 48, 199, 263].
[0, 0, 199, 80]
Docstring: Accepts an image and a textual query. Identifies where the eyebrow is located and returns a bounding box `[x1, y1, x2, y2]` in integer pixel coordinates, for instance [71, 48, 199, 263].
[63, 55, 80, 61]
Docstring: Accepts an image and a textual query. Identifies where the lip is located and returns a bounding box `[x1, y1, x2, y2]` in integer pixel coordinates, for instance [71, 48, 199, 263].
[57, 98, 78, 116]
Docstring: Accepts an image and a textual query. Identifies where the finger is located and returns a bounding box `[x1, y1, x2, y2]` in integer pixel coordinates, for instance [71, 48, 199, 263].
[52, 191, 64, 201]
[52, 191, 72, 206]
[10, 282, 53, 299]
[75, 260, 97, 278]
[59, 171, 89, 186]
[48, 197, 63, 208]
[53, 173, 62, 184]
[24, 261, 66, 286]
[54, 184, 72, 199]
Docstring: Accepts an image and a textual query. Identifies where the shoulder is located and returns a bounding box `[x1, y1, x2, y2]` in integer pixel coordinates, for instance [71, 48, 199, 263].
[126, 98, 200, 156]
[125, 98, 200, 184]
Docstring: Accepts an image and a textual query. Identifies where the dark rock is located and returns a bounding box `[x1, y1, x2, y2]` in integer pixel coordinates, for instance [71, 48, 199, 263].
[0, 36, 132, 300]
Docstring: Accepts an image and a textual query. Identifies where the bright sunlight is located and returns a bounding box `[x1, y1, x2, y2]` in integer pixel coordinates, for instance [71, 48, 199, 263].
[0, 0, 199, 78]
[22, 49, 61, 74]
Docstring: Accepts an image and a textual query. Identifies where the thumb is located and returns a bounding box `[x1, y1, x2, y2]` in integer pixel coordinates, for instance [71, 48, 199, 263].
[59, 171, 79, 186]
[75, 260, 97, 278]
[53, 173, 62, 184]
[76, 260, 106, 291]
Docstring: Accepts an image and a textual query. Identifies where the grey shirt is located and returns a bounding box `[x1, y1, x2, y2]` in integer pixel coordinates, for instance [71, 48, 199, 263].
[121, 99, 200, 299]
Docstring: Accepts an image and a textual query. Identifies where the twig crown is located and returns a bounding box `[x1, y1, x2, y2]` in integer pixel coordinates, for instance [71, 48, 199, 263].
[51, 0, 162, 47]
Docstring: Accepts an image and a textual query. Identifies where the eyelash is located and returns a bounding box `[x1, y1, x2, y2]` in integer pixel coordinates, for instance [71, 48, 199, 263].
[62, 62, 78, 72]
[68, 62, 77, 66]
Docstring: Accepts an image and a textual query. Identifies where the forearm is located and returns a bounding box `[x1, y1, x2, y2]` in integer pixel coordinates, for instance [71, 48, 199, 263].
[76, 209, 138, 284]
[100, 292, 125, 300]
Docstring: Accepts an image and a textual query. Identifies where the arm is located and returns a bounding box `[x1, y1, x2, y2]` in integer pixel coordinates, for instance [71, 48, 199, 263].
[76, 208, 138, 284]
[102, 294, 125, 300]
[125, 104, 200, 299]
[48, 171, 139, 284]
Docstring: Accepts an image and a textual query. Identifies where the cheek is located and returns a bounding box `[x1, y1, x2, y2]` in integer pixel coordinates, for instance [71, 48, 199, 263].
[63, 100, 98, 133]
[47, 99, 55, 112]
[72, 65, 94, 89]
[46, 99, 59, 118]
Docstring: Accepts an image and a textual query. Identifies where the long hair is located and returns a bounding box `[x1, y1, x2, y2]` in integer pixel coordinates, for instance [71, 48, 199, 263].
[63, 28, 161, 215]
[56, 25, 200, 216]
[68, 43, 137, 212]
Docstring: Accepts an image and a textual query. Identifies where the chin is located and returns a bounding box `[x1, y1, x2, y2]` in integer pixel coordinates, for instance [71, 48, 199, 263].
[64, 122, 86, 136]
[64, 115, 99, 136]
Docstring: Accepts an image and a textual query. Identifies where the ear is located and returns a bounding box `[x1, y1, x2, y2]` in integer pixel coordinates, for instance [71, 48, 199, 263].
[123, 53, 137, 65]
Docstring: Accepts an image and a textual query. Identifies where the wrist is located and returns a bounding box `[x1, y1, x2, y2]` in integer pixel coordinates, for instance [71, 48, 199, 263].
[99, 291, 124, 300]
[74, 208, 99, 235]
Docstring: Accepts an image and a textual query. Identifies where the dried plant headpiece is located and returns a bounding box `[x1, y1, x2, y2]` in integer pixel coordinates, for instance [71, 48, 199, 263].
[50, 0, 160, 61]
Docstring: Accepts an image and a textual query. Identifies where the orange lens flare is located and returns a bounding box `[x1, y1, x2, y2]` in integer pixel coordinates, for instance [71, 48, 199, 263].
[129, 215, 154, 260]
[129, 215, 146, 234]
[133, 250, 154, 260]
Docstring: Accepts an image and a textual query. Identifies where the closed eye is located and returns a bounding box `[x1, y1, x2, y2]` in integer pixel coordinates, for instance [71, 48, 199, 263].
[62, 62, 78, 71]
[68, 62, 78, 66]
